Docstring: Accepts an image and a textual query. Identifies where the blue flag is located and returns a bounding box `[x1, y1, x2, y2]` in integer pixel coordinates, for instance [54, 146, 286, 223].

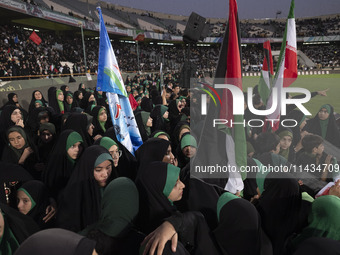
[14, 36, 19, 44]
[96, 7, 143, 154]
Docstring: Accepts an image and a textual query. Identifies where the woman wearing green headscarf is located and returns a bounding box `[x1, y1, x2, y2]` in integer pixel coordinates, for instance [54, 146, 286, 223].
[43, 130, 84, 201]
[276, 127, 296, 163]
[91, 106, 109, 137]
[177, 133, 197, 168]
[292, 195, 340, 249]
[135, 111, 153, 142]
[304, 104, 340, 148]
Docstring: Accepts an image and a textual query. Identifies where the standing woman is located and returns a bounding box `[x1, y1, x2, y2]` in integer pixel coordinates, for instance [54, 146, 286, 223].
[28, 90, 48, 113]
[1, 126, 40, 180]
[304, 104, 340, 148]
[43, 130, 84, 201]
[57, 145, 115, 232]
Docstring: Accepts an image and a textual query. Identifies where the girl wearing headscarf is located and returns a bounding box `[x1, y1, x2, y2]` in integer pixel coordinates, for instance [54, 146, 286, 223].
[94, 137, 119, 179]
[80, 92, 96, 114]
[284, 110, 307, 149]
[2, 126, 40, 180]
[57, 145, 115, 232]
[276, 127, 296, 163]
[78, 82, 87, 94]
[47, 87, 65, 115]
[213, 192, 262, 255]
[64, 91, 74, 112]
[292, 195, 340, 249]
[16, 180, 53, 229]
[256, 172, 302, 255]
[62, 112, 93, 147]
[37, 123, 56, 166]
[72, 90, 83, 108]
[171, 121, 190, 151]
[150, 104, 169, 133]
[176, 133, 197, 168]
[136, 162, 218, 254]
[14, 228, 96, 255]
[43, 130, 83, 201]
[135, 111, 153, 142]
[28, 90, 48, 113]
[168, 99, 184, 134]
[91, 106, 109, 137]
[81, 177, 143, 254]
[0, 203, 39, 255]
[150, 130, 170, 141]
[0, 93, 18, 109]
[304, 104, 340, 148]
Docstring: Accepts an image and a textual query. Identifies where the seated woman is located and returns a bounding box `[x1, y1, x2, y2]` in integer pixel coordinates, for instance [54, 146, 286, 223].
[43, 130, 84, 201]
[17, 180, 55, 229]
[304, 104, 340, 148]
[91, 106, 110, 137]
[1, 126, 40, 180]
[14, 228, 96, 255]
[57, 145, 115, 232]
[0, 202, 39, 254]
[176, 133, 197, 168]
[276, 127, 296, 163]
[28, 90, 48, 113]
[81, 177, 143, 255]
[135, 111, 153, 142]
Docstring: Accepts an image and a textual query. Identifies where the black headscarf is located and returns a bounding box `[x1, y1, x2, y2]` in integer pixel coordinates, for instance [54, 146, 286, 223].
[80, 92, 96, 113]
[26, 107, 52, 136]
[256, 172, 302, 255]
[91, 106, 107, 137]
[28, 90, 48, 113]
[136, 161, 180, 234]
[284, 110, 306, 147]
[293, 237, 340, 255]
[168, 99, 182, 133]
[140, 97, 153, 112]
[57, 146, 114, 232]
[47, 87, 64, 115]
[14, 228, 96, 255]
[135, 111, 151, 142]
[103, 127, 138, 180]
[18, 180, 51, 229]
[304, 104, 340, 148]
[43, 129, 83, 201]
[213, 193, 262, 255]
[72, 90, 82, 108]
[0, 93, 17, 110]
[62, 112, 93, 147]
[0, 105, 21, 134]
[150, 104, 169, 133]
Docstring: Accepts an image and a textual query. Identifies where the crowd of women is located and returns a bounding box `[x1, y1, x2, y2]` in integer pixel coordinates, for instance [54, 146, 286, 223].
[0, 72, 340, 254]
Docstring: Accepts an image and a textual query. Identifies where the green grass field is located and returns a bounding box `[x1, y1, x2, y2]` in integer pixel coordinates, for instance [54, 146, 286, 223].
[242, 74, 340, 117]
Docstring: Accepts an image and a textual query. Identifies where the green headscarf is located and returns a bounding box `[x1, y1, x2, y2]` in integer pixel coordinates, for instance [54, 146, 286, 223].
[293, 195, 340, 247]
[99, 137, 118, 151]
[80, 177, 139, 238]
[160, 105, 168, 120]
[39, 123, 56, 135]
[94, 153, 113, 169]
[163, 164, 180, 204]
[34, 100, 43, 107]
[7, 126, 28, 162]
[66, 92, 73, 107]
[254, 158, 268, 194]
[278, 130, 293, 160]
[66, 131, 83, 164]
[180, 134, 197, 150]
[16, 188, 36, 213]
[153, 131, 170, 140]
[319, 104, 331, 139]
[0, 213, 19, 255]
[56, 89, 64, 113]
[98, 107, 107, 132]
[140, 111, 151, 137]
[216, 192, 239, 222]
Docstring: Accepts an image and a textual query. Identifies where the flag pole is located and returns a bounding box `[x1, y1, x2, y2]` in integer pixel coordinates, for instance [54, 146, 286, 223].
[80, 24, 87, 72]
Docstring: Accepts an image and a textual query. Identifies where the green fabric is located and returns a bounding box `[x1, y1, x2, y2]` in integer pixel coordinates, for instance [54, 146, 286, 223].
[279, 148, 290, 160]
[94, 153, 113, 168]
[246, 141, 255, 155]
[56, 89, 64, 113]
[140, 111, 151, 137]
[34, 100, 43, 106]
[163, 164, 181, 201]
[217, 192, 239, 222]
[160, 105, 168, 119]
[278, 130, 293, 139]
[0, 213, 20, 255]
[254, 158, 268, 194]
[99, 137, 118, 151]
[319, 105, 330, 139]
[66, 132, 83, 164]
[39, 123, 56, 135]
[7, 126, 28, 162]
[81, 177, 139, 238]
[180, 134, 197, 150]
[293, 195, 340, 247]
[179, 96, 187, 100]
[66, 92, 73, 98]
[271, 153, 287, 166]
[17, 188, 36, 213]
[301, 192, 314, 203]
[153, 131, 170, 140]
[98, 108, 107, 132]
[298, 115, 306, 127]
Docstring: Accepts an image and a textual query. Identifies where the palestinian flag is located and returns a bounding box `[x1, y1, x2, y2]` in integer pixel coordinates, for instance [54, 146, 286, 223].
[258, 40, 274, 106]
[265, 0, 297, 131]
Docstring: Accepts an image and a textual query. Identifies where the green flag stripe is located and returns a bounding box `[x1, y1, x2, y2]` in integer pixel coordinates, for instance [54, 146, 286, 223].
[104, 67, 128, 97]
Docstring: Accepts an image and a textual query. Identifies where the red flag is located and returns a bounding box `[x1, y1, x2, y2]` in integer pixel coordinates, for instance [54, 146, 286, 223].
[29, 31, 42, 45]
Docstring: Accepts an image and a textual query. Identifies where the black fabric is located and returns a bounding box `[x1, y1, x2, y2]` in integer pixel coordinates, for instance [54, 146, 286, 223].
[0, 161, 33, 206]
[293, 237, 340, 255]
[62, 113, 92, 147]
[284, 110, 306, 147]
[0, 202, 39, 244]
[26, 107, 53, 137]
[90, 106, 107, 137]
[135, 111, 150, 142]
[57, 146, 114, 232]
[213, 198, 262, 255]
[28, 90, 48, 113]
[256, 172, 302, 255]
[80, 92, 94, 111]
[14, 228, 96, 255]
[42, 129, 82, 201]
[243, 157, 260, 201]
[168, 100, 182, 133]
[64, 91, 74, 112]
[171, 121, 190, 151]
[47, 87, 64, 114]
[150, 104, 167, 133]
[304, 104, 340, 148]
[19, 180, 51, 229]
[0, 93, 17, 109]
[104, 127, 138, 180]
[135, 161, 177, 234]
[72, 90, 82, 108]
[140, 97, 153, 112]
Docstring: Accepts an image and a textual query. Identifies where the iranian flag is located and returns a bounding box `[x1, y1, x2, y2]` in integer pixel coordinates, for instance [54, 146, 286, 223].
[265, 0, 297, 131]
[258, 40, 274, 106]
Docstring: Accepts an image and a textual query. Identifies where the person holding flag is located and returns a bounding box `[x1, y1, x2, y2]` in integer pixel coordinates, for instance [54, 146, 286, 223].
[96, 7, 143, 155]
